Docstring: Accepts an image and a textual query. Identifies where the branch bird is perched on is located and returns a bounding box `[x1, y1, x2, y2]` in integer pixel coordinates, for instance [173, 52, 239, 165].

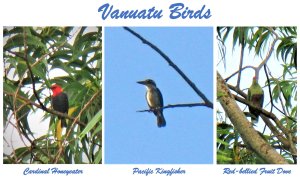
[50, 84, 69, 128]
[137, 79, 166, 128]
[247, 76, 264, 123]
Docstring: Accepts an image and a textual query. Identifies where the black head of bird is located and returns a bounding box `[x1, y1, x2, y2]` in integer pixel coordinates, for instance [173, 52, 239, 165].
[137, 79, 156, 87]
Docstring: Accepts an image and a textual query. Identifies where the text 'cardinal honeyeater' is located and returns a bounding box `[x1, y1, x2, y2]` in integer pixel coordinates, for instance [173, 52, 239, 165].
[51, 84, 69, 128]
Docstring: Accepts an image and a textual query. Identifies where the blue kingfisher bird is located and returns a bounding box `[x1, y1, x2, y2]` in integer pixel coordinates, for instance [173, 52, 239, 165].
[137, 79, 166, 128]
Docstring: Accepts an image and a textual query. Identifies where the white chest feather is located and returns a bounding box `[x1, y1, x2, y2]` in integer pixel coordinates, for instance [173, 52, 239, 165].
[146, 88, 161, 108]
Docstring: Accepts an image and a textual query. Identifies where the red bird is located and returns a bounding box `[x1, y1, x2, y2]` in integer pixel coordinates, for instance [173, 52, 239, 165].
[50, 84, 69, 128]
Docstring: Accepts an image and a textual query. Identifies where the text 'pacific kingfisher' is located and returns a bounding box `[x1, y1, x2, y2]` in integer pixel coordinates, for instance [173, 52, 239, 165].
[137, 79, 166, 128]
[247, 76, 264, 123]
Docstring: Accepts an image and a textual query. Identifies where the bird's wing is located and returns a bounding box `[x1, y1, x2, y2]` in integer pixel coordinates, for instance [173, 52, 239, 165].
[156, 87, 163, 107]
[61, 92, 69, 114]
[260, 90, 264, 108]
[53, 92, 69, 114]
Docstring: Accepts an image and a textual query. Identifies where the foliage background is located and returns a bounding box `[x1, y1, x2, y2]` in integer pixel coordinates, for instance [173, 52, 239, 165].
[3, 27, 102, 164]
[216, 27, 297, 164]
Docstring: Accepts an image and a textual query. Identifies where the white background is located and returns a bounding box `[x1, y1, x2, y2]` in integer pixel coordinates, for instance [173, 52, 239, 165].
[0, 0, 299, 176]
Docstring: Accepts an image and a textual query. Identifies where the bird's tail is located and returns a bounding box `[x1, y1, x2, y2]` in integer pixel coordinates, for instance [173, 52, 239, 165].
[251, 116, 259, 124]
[56, 117, 67, 149]
[156, 111, 166, 128]
[56, 119, 63, 149]
[60, 117, 67, 128]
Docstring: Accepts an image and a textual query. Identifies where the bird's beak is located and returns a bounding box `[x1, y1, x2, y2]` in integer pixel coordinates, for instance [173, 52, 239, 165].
[137, 80, 146, 85]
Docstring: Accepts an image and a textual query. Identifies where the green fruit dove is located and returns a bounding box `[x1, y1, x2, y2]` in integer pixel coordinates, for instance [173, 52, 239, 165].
[247, 76, 264, 123]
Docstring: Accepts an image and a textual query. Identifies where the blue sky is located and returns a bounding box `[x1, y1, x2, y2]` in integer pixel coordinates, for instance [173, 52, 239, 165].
[104, 27, 213, 164]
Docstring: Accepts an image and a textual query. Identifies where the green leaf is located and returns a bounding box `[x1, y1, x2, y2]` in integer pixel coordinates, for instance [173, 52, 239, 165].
[91, 123, 102, 138]
[79, 110, 102, 140]
[31, 62, 47, 81]
[272, 84, 280, 102]
[3, 82, 16, 93]
[50, 49, 72, 61]
[94, 149, 102, 164]
[4, 33, 47, 51]
[254, 30, 270, 55]
[51, 59, 74, 77]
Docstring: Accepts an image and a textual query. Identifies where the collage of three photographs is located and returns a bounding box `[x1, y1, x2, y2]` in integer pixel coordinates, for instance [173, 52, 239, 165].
[2, 26, 297, 165]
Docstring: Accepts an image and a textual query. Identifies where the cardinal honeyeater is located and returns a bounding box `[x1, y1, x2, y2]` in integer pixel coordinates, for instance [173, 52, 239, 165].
[50, 84, 69, 128]
[247, 76, 264, 123]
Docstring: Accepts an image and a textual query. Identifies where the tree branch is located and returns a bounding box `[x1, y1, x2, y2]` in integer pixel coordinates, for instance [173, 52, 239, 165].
[23, 28, 48, 111]
[256, 28, 279, 78]
[225, 65, 256, 82]
[229, 82, 297, 161]
[232, 90, 297, 156]
[124, 27, 213, 109]
[217, 71, 288, 164]
[236, 38, 245, 88]
[227, 83, 295, 123]
[137, 103, 208, 112]
[4, 91, 86, 126]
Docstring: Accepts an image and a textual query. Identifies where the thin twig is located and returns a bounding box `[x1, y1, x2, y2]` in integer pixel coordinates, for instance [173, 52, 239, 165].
[137, 103, 207, 112]
[256, 28, 279, 77]
[225, 65, 256, 82]
[22, 28, 48, 111]
[216, 35, 226, 68]
[236, 40, 245, 88]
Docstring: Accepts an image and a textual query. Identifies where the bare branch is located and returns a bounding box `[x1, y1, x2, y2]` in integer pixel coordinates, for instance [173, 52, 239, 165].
[225, 65, 256, 82]
[137, 102, 208, 112]
[124, 27, 213, 109]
